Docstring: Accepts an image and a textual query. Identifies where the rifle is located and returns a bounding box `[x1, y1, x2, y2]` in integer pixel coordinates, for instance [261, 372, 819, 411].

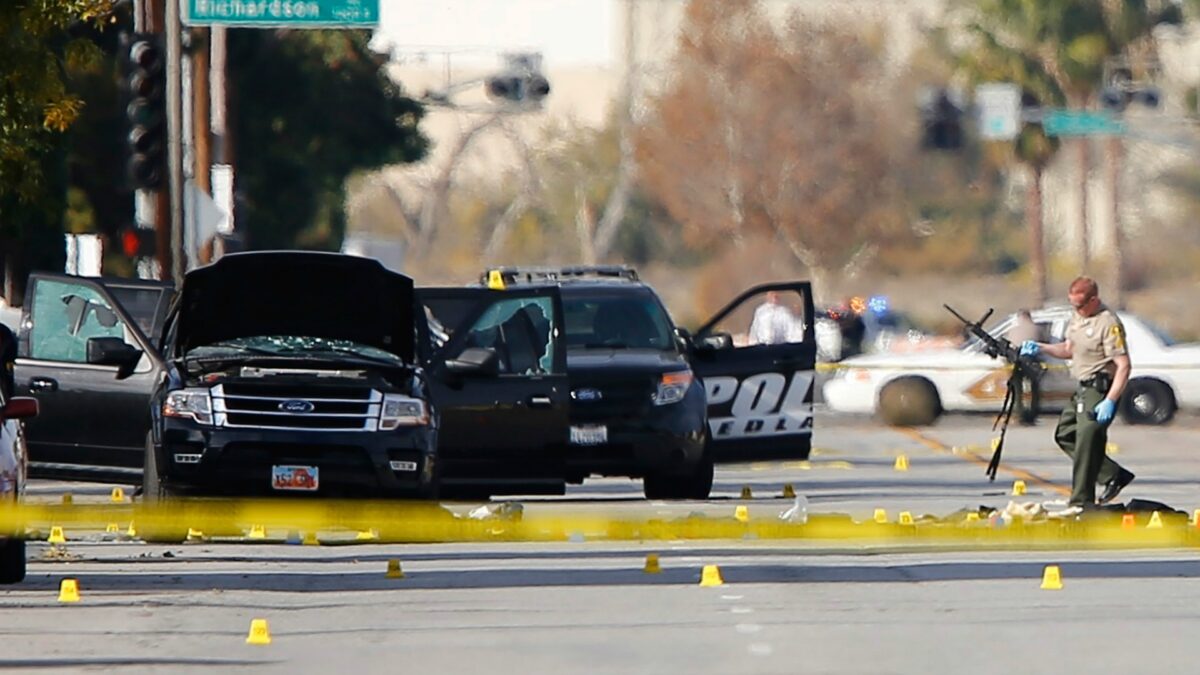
[944, 305, 1046, 482]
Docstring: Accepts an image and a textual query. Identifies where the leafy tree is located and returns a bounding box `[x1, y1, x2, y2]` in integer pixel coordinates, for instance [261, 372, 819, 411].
[228, 30, 428, 250]
[0, 0, 116, 301]
[952, 0, 1182, 302]
[0, 0, 114, 202]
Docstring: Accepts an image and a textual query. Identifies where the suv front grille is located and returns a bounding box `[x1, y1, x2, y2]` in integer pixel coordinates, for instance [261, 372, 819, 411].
[212, 383, 381, 431]
[571, 378, 656, 420]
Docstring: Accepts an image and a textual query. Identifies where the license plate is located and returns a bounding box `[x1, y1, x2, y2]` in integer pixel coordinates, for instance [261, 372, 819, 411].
[272, 465, 319, 491]
[569, 424, 608, 446]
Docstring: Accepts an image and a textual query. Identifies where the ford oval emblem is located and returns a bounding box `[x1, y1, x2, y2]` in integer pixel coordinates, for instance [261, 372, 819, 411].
[572, 388, 603, 402]
[279, 399, 315, 414]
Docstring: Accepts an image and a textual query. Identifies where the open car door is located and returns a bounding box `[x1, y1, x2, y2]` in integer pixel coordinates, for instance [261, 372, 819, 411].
[690, 282, 816, 463]
[14, 274, 171, 483]
[416, 287, 570, 496]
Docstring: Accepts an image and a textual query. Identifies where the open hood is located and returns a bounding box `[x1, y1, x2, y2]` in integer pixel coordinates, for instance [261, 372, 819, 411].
[173, 252, 414, 362]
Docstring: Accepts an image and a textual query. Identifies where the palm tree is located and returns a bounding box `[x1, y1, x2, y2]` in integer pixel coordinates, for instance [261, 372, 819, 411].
[951, 14, 1064, 306]
[1093, 1, 1184, 307]
[953, 0, 1183, 304]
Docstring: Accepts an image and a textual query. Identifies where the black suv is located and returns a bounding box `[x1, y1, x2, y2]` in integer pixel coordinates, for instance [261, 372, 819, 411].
[18, 252, 440, 498]
[445, 267, 817, 499]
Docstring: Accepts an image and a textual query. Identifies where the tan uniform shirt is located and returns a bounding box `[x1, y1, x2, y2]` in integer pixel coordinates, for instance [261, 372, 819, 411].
[1066, 306, 1127, 381]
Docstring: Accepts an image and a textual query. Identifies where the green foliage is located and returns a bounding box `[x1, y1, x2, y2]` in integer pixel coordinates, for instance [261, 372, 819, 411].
[0, 0, 116, 204]
[955, 0, 1181, 163]
[228, 30, 428, 250]
[64, 9, 136, 245]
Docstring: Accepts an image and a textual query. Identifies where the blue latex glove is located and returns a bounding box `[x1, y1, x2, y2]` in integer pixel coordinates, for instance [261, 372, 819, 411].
[1094, 399, 1117, 425]
[1019, 340, 1040, 357]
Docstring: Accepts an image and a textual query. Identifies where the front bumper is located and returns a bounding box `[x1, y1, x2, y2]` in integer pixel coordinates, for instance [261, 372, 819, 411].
[822, 377, 877, 414]
[156, 421, 438, 498]
[564, 387, 706, 479]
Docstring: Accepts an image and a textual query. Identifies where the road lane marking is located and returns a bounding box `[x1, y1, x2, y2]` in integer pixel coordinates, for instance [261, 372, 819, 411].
[748, 643, 773, 656]
[894, 426, 1070, 497]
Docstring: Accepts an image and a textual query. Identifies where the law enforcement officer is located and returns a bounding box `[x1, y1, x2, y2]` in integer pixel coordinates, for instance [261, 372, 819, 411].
[1019, 277, 1135, 512]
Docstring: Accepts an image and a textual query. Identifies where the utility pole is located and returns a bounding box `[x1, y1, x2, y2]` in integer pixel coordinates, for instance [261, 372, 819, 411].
[192, 28, 214, 264]
[1076, 136, 1091, 272]
[211, 27, 230, 166]
[193, 29, 211, 196]
[1106, 136, 1125, 310]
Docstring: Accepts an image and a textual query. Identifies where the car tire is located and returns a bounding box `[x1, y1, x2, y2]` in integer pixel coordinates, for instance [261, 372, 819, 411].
[0, 538, 26, 584]
[141, 434, 187, 543]
[141, 433, 172, 501]
[1121, 378, 1176, 426]
[878, 376, 941, 427]
[644, 451, 713, 501]
[417, 458, 441, 501]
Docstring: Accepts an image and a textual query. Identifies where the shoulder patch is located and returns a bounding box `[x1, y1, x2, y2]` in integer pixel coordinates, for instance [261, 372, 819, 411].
[1110, 323, 1126, 350]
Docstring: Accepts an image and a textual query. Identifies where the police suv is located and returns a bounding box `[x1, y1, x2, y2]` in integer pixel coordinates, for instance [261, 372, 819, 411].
[427, 267, 817, 499]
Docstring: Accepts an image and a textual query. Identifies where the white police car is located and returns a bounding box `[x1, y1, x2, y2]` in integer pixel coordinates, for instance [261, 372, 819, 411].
[823, 306, 1200, 426]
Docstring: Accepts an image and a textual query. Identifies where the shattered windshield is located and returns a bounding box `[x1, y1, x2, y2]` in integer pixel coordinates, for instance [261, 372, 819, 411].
[186, 335, 405, 365]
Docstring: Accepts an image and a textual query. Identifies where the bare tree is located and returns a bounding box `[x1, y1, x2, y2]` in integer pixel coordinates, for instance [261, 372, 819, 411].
[481, 0, 641, 263]
[636, 0, 904, 297]
[379, 113, 501, 256]
[482, 120, 541, 261]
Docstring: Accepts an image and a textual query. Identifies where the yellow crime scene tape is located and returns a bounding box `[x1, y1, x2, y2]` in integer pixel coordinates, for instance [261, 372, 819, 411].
[3, 499, 1200, 549]
[815, 362, 1072, 373]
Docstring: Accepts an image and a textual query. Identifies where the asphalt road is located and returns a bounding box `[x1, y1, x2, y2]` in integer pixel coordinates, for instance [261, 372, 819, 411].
[5, 411, 1200, 673]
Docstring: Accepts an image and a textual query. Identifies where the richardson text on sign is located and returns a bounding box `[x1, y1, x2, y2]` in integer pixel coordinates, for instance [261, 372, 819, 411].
[186, 0, 379, 26]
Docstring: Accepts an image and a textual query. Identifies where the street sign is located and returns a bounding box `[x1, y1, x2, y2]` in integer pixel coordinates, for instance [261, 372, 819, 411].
[976, 83, 1022, 141]
[183, 0, 379, 27]
[1043, 110, 1126, 137]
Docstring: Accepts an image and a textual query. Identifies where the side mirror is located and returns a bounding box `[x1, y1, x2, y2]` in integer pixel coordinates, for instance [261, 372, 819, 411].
[87, 337, 143, 376]
[444, 347, 500, 377]
[697, 332, 734, 351]
[674, 327, 692, 351]
[0, 396, 39, 420]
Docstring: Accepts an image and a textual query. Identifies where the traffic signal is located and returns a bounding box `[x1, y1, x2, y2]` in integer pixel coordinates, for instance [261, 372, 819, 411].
[485, 73, 551, 103]
[122, 33, 166, 190]
[920, 89, 963, 151]
[117, 226, 156, 258]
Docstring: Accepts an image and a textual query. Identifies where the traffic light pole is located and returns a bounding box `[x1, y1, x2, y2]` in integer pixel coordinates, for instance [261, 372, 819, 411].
[142, 0, 172, 281]
[165, 0, 186, 287]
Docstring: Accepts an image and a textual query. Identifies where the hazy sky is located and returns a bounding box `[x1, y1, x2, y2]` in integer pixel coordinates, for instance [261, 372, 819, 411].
[376, 0, 614, 66]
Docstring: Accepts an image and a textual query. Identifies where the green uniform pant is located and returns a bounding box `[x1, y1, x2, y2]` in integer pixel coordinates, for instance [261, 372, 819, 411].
[1053, 386, 1125, 506]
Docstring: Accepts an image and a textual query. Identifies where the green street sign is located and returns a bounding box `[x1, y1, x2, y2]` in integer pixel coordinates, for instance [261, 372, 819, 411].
[1043, 110, 1126, 137]
[184, 0, 379, 27]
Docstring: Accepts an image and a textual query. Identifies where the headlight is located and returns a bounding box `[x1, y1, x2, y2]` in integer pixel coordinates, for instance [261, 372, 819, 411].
[162, 388, 213, 425]
[379, 394, 430, 430]
[652, 370, 694, 406]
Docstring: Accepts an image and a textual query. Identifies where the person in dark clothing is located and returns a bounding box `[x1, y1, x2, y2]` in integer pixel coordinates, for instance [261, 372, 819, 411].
[0, 323, 16, 401]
